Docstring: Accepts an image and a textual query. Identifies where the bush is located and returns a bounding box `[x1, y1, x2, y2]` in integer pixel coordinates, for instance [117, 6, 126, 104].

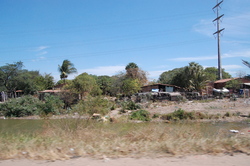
[119, 100, 141, 111]
[40, 94, 64, 116]
[161, 109, 196, 121]
[130, 109, 151, 121]
[73, 96, 113, 116]
[0, 95, 43, 117]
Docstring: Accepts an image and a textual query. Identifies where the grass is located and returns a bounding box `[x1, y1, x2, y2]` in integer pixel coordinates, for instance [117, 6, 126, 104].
[0, 119, 250, 160]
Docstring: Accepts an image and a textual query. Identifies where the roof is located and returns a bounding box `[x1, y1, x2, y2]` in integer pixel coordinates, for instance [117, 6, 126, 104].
[214, 78, 238, 84]
[141, 83, 181, 88]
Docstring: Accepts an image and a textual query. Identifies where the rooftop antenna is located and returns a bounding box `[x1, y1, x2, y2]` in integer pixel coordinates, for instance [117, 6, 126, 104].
[213, 0, 225, 80]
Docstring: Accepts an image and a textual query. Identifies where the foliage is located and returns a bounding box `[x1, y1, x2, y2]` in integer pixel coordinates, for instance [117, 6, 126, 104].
[225, 79, 241, 90]
[68, 73, 102, 99]
[161, 109, 196, 121]
[40, 94, 64, 116]
[158, 68, 183, 84]
[96, 75, 112, 95]
[204, 67, 231, 81]
[125, 62, 148, 85]
[169, 62, 207, 91]
[126, 100, 141, 110]
[58, 59, 77, 80]
[0, 61, 24, 92]
[0, 94, 64, 117]
[0, 62, 55, 95]
[34, 73, 54, 91]
[109, 73, 126, 96]
[72, 96, 113, 116]
[57, 91, 78, 109]
[130, 109, 151, 121]
[242, 59, 250, 68]
[121, 78, 141, 96]
[0, 95, 43, 117]
[119, 100, 141, 111]
[17, 71, 54, 94]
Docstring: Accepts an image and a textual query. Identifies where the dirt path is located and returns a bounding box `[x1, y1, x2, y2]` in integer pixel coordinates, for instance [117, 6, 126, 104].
[1, 154, 250, 166]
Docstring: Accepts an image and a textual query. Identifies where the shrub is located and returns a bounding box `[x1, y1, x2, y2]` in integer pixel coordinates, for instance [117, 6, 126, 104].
[73, 96, 113, 116]
[161, 109, 196, 121]
[224, 112, 232, 117]
[40, 94, 64, 116]
[152, 113, 160, 118]
[130, 109, 151, 121]
[118, 100, 141, 113]
[0, 95, 43, 117]
[126, 101, 141, 110]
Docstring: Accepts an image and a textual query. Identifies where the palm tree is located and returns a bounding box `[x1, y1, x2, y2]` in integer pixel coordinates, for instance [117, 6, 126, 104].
[58, 60, 77, 82]
[242, 60, 250, 68]
[185, 62, 206, 92]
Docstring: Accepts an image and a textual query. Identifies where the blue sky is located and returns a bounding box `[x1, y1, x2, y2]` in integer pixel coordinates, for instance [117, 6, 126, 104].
[1, 0, 250, 82]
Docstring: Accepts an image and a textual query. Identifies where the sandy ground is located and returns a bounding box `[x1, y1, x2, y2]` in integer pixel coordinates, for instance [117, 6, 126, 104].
[148, 98, 250, 116]
[1, 154, 250, 166]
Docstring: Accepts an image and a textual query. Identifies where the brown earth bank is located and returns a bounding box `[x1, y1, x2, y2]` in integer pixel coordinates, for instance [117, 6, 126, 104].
[1, 154, 250, 166]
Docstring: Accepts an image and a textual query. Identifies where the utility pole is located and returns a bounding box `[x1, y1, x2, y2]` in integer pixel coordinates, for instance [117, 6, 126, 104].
[213, 0, 225, 80]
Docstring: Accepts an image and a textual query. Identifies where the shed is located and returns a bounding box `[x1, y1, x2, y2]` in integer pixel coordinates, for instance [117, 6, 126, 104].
[141, 83, 181, 93]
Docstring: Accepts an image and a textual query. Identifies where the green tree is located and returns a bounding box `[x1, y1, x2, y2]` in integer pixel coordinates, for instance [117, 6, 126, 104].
[58, 59, 77, 81]
[170, 62, 206, 92]
[68, 73, 101, 99]
[121, 78, 141, 96]
[34, 73, 54, 91]
[0, 61, 24, 93]
[109, 73, 125, 96]
[15, 70, 54, 95]
[204, 67, 231, 81]
[185, 62, 206, 91]
[158, 68, 183, 84]
[225, 79, 241, 90]
[96, 75, 112, 95]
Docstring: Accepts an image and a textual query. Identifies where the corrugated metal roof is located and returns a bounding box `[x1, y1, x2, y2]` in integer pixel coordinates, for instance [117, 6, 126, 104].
[214, 78, 235, 83]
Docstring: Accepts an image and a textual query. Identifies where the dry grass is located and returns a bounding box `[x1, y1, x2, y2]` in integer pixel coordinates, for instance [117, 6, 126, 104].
[0, 119, 250, 160]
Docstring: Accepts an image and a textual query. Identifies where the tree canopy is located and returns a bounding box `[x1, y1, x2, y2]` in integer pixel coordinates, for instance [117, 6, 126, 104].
[0, 62, 55, 95]
[68, 72, 101, 99]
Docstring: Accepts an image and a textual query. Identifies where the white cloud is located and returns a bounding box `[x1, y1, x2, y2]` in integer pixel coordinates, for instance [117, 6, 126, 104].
[193, 19, 214, 37]
[222, 64, 243, 70]
[35, 46, 49, 51]
[148, 70, 165, 80]
[169, 50, 250, 62]
[193, 12, 250, 38]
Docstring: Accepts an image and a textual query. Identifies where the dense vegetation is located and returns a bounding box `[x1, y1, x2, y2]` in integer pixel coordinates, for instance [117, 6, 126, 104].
[0, 60, 248, 118]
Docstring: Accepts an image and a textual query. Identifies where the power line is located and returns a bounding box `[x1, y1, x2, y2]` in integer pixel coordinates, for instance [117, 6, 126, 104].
[0, 38, 212, 64]
[0, 27, 191, 53]
[0, 10, 211, 37]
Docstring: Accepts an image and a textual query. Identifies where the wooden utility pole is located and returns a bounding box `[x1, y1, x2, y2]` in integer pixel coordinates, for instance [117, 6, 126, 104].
[213, 0, 225, 80]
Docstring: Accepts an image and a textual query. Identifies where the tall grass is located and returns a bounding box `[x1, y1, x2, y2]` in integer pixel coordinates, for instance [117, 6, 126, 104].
[0, 120, 249, 160]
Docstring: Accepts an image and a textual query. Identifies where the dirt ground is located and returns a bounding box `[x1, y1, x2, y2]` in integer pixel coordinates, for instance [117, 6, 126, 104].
[1, 154, 250, 166]
[147, 98, 250, 116]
